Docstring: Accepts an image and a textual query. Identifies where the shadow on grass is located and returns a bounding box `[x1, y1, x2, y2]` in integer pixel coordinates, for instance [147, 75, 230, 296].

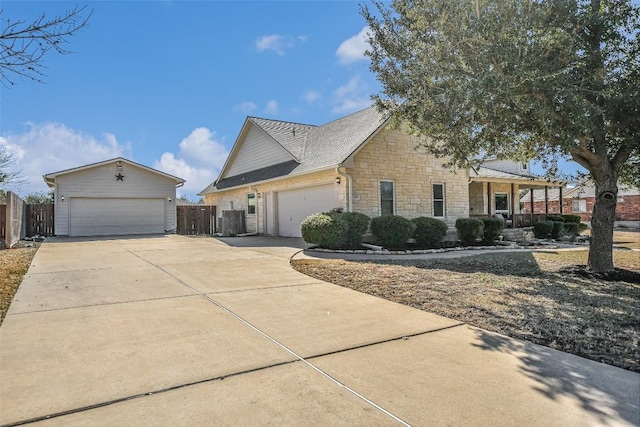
[472, 328, 640, 426]
[376, 252, 640, 372]
[386, 251, 544, 277]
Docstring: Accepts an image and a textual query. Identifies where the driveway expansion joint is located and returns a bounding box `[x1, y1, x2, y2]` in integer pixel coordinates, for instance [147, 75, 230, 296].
[121, 244, 415, 427]
[5, 293, 197, 316]
[0, 360, 301, 427]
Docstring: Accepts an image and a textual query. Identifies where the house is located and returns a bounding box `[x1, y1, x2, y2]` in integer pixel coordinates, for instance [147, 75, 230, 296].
[521, 182, 640, 226]
[44, 157, 185, 237]
[199, 106, 559, 237]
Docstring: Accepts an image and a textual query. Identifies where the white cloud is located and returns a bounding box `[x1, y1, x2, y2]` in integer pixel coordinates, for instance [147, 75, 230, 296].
[235, 101, 258, 114]
[264, 100, 279, 115]
[301, 90, 321, 104]
[336, 26, 371, 65]
[255, 34, 306, 55]
[154, 127, 228, 199]
[0, 122, 131, 195]
[331, 74, 373, 114]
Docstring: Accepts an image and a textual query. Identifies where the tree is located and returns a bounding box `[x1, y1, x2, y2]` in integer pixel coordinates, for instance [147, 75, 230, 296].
[0, 4, 91, 85]
[363, 0, 639, 273]
[0, 145, 25, 189]
[23, 191, 54, 204]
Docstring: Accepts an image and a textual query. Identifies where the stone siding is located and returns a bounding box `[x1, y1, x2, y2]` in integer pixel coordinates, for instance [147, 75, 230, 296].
[346, 127, 469, 226]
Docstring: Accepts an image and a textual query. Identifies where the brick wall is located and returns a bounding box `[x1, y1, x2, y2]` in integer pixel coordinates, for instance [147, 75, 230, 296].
[522, 195, 640, 221]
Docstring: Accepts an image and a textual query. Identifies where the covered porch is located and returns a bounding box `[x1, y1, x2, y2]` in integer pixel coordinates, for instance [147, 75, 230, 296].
[468, 167, 565, 229]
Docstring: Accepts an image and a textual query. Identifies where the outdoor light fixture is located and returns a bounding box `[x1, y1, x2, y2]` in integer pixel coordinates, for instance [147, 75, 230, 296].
[168, 196, 172, 202]
[61, 195, 65, 202]
[336, 177, 341, 185]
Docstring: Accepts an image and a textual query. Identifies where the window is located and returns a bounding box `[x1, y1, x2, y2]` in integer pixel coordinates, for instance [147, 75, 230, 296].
[380, 181, 394, 216]
[521, 163, 528, 171]
[495, 193, 509, 213]
[572, 200, 586, 213]
[247, 193, 256, 215]
[432, 183, 445, 217]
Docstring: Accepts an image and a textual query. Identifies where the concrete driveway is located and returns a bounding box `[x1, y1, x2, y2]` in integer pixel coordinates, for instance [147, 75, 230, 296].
[1, 235, 637, 426]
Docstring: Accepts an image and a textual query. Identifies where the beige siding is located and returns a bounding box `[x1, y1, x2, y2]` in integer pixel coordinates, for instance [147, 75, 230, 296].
[224, 125, 293, 178]
[203, 170, 343, 235]
[483, 159, 529, 176]
[346, 127, 469, 226]
[55, 162, 177, 236]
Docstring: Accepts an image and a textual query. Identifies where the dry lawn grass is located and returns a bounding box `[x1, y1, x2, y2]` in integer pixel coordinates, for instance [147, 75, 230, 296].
[0, 243, 40, 326]
[292, 248, 639, 373]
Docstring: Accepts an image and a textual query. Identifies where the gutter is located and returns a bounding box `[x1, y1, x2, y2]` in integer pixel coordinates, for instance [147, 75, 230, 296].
[336, 166, 353, 212]
[201, 165, 340, 194]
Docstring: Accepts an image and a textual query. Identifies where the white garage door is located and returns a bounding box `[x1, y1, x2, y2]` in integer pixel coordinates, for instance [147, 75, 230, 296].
[278, 184, 335, 237]
[70, 198, 165, 237]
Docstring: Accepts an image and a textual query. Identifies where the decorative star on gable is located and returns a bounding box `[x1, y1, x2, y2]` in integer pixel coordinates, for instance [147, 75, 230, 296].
[115, 173, 125, 181]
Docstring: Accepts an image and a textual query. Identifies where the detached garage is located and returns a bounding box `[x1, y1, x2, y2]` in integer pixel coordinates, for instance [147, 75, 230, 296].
[44, 158, 185, 237]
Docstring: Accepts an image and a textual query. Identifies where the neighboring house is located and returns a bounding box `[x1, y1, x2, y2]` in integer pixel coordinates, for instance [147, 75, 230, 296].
[521, 182, 640, 225]
[199, 106, 557, 237]
[44, 157, 185, 237]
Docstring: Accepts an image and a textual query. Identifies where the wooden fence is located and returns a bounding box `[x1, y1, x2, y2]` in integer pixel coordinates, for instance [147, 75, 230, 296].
[176, 205, 216, 235]
[26, 204, 55, 237]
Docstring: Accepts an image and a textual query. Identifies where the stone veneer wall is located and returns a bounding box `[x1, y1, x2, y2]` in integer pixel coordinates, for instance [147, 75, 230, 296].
[468, 182, 487, 215]
[346, 127, 469, 226]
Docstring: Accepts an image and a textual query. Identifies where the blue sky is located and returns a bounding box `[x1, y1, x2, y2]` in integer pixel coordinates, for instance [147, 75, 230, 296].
[1, 1, 582, 201]
[2, 0, 379, 200]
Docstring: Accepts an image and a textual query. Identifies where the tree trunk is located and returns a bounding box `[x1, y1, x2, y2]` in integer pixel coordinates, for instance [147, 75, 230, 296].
[588, 174, 617, 272]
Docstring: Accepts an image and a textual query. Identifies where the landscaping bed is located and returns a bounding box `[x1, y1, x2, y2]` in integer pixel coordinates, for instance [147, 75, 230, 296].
[0, 241, 40, 326]
[291, 249, 640, 373]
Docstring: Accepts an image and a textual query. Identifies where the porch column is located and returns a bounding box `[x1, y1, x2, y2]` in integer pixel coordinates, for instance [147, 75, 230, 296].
[559, 186, 564, 214]
[511, 183, 516, 228]
[544, 186, 549, 215]
[487, 182, 492, 216]
[530, 187, 535, 213]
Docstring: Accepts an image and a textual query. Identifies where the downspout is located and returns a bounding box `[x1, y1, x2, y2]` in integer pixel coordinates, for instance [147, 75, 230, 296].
[336, 167, 353, 212]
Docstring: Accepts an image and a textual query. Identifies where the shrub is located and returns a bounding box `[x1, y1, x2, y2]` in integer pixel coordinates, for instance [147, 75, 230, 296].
[370, 215, 416, 249]
[455, 218, 484, 246]
[300, 213, 347, 249]
[412, 217, 448, 248]
[547, 214, 565, 222]
[563, 222, 578, 237]
[533, 220, 554, 238]
[339, 212, 370, 248]
[551, 221, 565, 239]
[578, 222, 589, 232]
[562, 214, 581, 224]
[480, 217, 504, 244]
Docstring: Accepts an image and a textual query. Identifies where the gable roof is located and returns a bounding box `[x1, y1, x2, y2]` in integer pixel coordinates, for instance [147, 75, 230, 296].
[200, 106, 388, 194]
[248, 117, 315, 161]
[43, 157, 185, 188]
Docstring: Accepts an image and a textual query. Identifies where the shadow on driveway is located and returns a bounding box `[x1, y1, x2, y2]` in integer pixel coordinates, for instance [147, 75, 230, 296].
[215, 236, 311, 249]
[472, 329, 639, 426]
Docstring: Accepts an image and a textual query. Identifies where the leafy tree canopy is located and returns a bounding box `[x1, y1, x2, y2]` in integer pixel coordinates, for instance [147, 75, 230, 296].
[363, 0, 639, 272]
[363, 0, 639, 180]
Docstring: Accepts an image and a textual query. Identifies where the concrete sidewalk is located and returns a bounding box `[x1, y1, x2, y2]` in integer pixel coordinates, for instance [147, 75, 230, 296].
[0, 235, 638, 426]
